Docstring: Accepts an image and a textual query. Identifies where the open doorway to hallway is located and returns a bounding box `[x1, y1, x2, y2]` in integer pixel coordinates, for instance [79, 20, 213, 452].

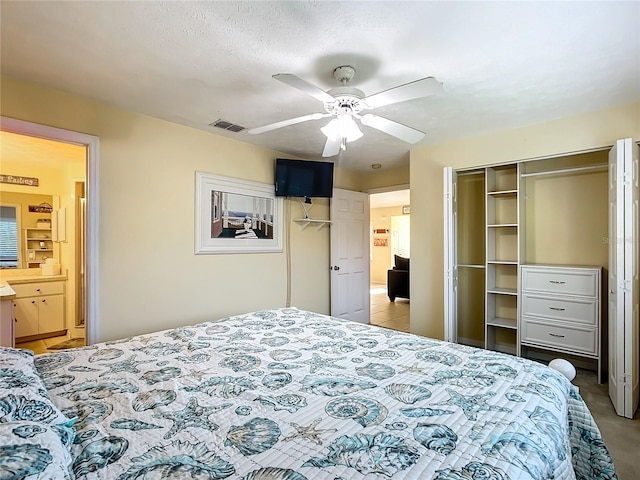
[369, 188, 410, 333]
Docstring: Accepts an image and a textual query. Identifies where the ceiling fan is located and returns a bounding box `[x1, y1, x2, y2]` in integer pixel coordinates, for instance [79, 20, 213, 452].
[248, 65, 444, 157]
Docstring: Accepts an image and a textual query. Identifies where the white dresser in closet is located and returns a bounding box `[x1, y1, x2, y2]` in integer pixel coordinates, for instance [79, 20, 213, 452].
[520, 265, 602, 379]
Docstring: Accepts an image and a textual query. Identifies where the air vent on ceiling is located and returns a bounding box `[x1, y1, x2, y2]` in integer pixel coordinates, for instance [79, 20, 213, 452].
[209, 119, 245, 133]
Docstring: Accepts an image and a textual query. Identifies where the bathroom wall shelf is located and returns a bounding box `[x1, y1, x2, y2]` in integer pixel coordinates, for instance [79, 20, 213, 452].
[24, 227, 53, 268]
[293, 219, 331, 231]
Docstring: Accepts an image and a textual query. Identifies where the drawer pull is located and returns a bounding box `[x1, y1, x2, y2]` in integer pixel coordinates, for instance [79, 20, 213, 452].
[549, 333, 565, 338]
[549, 307, 566, 311]
[549, 280, 566, 284]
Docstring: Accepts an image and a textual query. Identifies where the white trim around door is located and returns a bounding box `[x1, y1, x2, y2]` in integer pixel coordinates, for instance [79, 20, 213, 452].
[1, 116, 100, 345]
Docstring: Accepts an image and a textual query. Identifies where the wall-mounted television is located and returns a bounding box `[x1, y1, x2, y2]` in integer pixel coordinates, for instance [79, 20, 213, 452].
[275, 158, 334, 198]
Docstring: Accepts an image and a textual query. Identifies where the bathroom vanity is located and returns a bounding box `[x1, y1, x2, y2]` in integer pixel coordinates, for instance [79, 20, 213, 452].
[0, 271, 67, 343]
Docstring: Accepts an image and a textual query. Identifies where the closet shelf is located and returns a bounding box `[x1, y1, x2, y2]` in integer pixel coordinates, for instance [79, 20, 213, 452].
[487, 287, 517, 295]
[487, 317, 518, 329]
[293, 218, 331, 231]
[487, 189, 518, 196]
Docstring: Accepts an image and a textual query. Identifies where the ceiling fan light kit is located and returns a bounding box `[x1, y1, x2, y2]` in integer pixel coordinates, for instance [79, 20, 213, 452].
[320, 115, 363, 143]
[248, 65, 443, 157]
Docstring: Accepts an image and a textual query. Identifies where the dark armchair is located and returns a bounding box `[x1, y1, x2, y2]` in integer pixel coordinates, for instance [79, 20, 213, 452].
[387, 255, 410, 302]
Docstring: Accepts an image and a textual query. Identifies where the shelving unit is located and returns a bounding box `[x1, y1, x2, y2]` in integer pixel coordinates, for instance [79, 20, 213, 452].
[24, 228, 53, 268]
[293, 218, 331, 231]
[446, 144, 629, 393]
[293, 199, 331, 231]
[485, 164, 521, 355]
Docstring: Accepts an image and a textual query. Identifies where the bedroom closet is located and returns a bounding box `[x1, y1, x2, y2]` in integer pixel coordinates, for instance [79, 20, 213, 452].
[444, 138, 638, 418]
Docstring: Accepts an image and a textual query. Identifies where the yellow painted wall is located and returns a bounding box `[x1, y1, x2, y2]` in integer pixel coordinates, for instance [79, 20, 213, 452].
[410, 101, 640, 339]
[523, 151, 609, 267]
[5, 75, 636, 344]
[370, 206, 402, 283]
[0, 76, 364, 342]
[358, 165, 409, 191]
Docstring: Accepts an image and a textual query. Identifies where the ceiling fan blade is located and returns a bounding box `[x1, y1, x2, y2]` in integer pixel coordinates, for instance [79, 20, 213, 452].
[322, 135, 341, 158]
[273, 73, 335, 103]
[364, 77, 443, 109]
[248, 113, 329, 135]
[359, 114, 425, 144]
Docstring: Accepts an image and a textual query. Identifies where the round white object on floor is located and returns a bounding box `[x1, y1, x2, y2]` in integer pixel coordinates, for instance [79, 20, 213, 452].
[549, 358, 576, 381]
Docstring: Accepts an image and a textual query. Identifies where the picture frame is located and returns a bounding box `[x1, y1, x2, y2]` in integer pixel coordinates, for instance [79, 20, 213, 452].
[195, 171, 283, 254]
[402, 205, 411, 214]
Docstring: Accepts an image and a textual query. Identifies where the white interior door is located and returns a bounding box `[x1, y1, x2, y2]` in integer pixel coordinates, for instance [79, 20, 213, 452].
[608, 141, 624, 414]
[626, 138, 639, 418]
[444, 167, 458, 343]
[330, 188, 370, 323]
[609, 138, 639, 418]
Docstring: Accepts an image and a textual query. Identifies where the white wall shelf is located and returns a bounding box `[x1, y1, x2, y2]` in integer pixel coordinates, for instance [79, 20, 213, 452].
[293, 218, 331, 231]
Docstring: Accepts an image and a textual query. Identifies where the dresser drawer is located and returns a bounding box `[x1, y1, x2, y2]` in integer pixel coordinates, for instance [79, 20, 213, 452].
[521, 317, 598, 356]
[10, 281, 64, 298]
[521, 293, 597, 326]
[521, 267, 599, 297]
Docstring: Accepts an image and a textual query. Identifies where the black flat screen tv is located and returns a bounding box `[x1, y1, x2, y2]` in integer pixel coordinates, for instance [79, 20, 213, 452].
[275, 158, 334, 198]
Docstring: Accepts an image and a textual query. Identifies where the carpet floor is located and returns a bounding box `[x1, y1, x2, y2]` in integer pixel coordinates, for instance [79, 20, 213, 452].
[574, 368, 640, 480]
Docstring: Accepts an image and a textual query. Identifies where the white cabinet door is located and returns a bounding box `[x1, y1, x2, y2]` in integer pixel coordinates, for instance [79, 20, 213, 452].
[609, 138, 639, 418]
[0, 300, 15, 347]
[39, 294, 65, 333]
[330, 188, 370, 324]
[13, 298, 39, 338]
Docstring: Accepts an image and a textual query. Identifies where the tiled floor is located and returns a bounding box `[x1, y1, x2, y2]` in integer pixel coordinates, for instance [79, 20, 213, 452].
[15, 335, 85, 355]
[370, 282, 409, 333]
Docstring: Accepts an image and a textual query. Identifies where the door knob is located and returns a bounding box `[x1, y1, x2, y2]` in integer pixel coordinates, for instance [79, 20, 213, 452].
[334, 266, 340, 271]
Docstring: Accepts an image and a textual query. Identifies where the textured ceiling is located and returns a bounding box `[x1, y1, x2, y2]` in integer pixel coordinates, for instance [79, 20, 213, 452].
[0, 131, 85, 168]
[1, 1, 639, 172]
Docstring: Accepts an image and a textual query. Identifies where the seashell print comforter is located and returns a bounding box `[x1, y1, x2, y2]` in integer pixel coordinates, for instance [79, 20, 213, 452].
[37, 308, 617, 479]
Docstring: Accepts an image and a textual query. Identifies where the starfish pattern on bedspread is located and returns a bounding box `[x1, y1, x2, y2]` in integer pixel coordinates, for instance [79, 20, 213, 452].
[302, 353, 347, 374]
[437, 389, 511, 421]
[397, 363, 432, 376]
[228, 330, 257, 342]
[98, 355, 155, 377]
[153, 397, 232, 439]
[283, 417, 337, 445]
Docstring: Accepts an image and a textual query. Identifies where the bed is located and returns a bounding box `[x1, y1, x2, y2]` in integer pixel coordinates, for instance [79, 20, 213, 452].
[1, 308, 616, 479]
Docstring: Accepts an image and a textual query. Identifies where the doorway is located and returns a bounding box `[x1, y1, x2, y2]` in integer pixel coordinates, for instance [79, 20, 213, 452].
[1, 116, 99, 348]
[369, 187, 410, 332]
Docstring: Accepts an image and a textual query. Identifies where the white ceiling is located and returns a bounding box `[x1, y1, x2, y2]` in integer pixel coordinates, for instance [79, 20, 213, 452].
[370, 189, 410, 209]
[1, 1, 639, 172]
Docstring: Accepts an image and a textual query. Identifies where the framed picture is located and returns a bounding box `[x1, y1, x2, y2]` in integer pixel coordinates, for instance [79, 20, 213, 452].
[402, 205, 411, 214]
[195, 171, 283, 254]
